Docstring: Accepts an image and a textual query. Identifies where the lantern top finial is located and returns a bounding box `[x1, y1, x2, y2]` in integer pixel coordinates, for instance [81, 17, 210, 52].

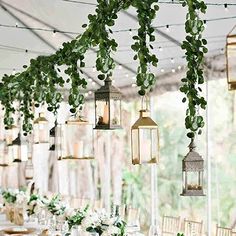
[182, 138, 204, 171]
[95, 77, 121, 97]
[183, 138, 203, 162]
[188, 138, 196, 151]
[132, 109, 158, 129]
[34, 112, 48, 124]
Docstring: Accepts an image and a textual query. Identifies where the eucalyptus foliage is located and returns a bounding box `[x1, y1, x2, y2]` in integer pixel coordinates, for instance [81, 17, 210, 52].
[180, 0, 208, 139]
[0, 0, 159, 133]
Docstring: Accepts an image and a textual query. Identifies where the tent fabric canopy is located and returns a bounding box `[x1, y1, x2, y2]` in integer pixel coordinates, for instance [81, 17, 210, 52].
[0, 0, 235, 96]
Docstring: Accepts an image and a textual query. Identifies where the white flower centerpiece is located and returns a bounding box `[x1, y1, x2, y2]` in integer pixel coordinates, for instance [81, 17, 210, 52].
[81, 209, 126, 236]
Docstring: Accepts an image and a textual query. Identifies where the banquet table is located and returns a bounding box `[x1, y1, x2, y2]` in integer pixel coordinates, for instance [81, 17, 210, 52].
[0, 213, 145, 236]
[0, 214, 54, 236]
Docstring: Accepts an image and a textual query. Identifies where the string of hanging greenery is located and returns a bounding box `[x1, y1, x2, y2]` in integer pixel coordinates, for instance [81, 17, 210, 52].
[0, 0, 207, 137]
[180, 0, 208, 139]
[0, 0, 159, 134]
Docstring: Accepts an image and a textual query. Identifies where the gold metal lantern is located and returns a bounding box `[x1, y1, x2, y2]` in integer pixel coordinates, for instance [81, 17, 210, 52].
[226, 25, 236, 90]
[94, 77, 122, 130]
[58, 115, 94, 160]
[8, 133, 28, 163]
[131, 98, 159, 165]
[34, 112, 49, 144]
[181, 138, 205, 196]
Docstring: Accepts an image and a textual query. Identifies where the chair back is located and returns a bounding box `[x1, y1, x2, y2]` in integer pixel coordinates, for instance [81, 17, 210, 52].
[61, 195, 71, 205]
[126, 207, 140, 234]
[183, 219, 203, 236]
[216, 225, 232, 236]
[161, 215, 181, 235]
[92, 199, 103, 210]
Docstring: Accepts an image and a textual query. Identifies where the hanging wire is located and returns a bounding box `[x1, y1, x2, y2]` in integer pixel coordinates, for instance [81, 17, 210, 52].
[61, 0, 236, 7]
[205, 65, 212, 236]
[0, 35, 225, 56]
[1, 15, 236, 35]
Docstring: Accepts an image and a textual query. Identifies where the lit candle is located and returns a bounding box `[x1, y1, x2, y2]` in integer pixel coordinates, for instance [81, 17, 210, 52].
[73, 141, 84, 158]
[39, 129, 47, 143]
[103, 103, 109, 124]
[39, 123, 48, 143]
[142, 139, 151, 163]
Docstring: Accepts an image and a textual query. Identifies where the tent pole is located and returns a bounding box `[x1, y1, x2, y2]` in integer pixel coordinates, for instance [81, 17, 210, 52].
[206, 73, 212, 236]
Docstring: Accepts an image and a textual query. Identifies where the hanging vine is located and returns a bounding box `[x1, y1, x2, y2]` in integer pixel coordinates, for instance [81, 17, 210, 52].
[180, 0, 208, 139]
[0, 0, 159, 134]
[131, 0, 159, 96]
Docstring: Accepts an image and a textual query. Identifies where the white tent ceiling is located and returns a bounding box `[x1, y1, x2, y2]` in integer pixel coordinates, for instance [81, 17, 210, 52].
[0, 0, 235, 96]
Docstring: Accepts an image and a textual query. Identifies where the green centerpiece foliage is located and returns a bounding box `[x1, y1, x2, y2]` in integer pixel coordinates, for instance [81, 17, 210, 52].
[0, 0, 159, 133]
[180, 0, 208, 139]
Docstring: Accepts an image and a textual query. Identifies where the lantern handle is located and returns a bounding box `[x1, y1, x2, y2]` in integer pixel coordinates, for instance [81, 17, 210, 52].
[189, 137, 196, 151]
[141, 95, 150, 111]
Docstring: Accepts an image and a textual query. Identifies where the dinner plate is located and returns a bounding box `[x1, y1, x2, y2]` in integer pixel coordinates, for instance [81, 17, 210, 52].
[2, 227, 35, 234]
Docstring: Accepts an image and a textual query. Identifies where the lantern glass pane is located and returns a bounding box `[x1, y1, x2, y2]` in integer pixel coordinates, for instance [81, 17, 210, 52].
[25, 160, 34, 179]
[6, 128, 18, 145]
[131, 129, 139, 164]
[139, 128, 152, 163]
[186, 171, 202, 191]
[110, 98, 121, 126]
[0, 142, 8, 166]
[80, 124, 94, 158]
[20, 144, 28, 162]
[95, 100, 110, 126]
[182, 171, 186, 190]
[227, 42, 236, 83]
[64, 123, 94, 159]
[34, 123, 49, 143]
[59, 125, 66, 158]
[151, 128, 158, 162]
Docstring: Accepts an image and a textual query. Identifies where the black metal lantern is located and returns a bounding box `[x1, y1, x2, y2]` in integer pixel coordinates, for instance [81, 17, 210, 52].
[131, 98, 159, 165]
[8, 133, 28, 163]
[34, 112, 49, 144]
[5, 125, 18, 146]
[226, 25, 236, 90]
[94, 77, 122, 130]
[25, 158, 34, 181]
[181, 138, 205, 196]
[49, 122, 57, 151]
[58, 115, 94, 160]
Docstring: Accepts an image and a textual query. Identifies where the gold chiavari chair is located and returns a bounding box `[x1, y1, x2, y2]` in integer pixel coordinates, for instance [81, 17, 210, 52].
[216, 225, 232, 236]
[183, 219, 203, 236]
[119, 204, 127, 219]
[126, 207, 140, 234]
[161, 216, 181, 236]
[71, 197, 91, 210]
[232, 231, 236, 236]
[80, 198, 91, 209]
[71, 197, 80, 209]
[92, 199, 103, 210]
